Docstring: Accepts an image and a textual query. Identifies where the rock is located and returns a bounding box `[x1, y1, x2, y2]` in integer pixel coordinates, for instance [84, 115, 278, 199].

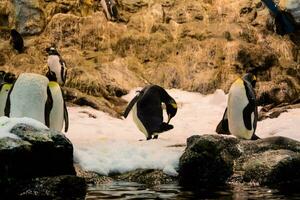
[1, 175, 86, 199]
[258, 103, 300, 121]
[0, 123, 75, 178]
[178, 135, 240, 187]
[114, 169, 176, 186]
[179, 135, 300, 188]
[75, 164, 113, 185]
[0, 121, 86, 199]
[13, 0, 46, 35]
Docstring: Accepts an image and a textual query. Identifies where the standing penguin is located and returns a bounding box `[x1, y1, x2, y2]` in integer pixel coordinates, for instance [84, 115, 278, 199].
[10, 29, 24, 53]
[5, 73, 68, 132]
[216, 73, 259, 140]
[0, 72, 16, 116]
[46, 47, 67, 86]
[100, 0, 119, 21]
[123, 85, 177, 140]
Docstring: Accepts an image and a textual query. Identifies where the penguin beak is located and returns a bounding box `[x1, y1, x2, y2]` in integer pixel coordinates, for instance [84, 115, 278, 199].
[171, 103, 177, 109]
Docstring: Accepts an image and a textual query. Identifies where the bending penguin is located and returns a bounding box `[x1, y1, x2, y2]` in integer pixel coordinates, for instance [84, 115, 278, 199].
[46, 47, 67, 86]
[0, 72, 16, 116]
[123, 85, 177, 140]
[216, 73, 259, 140]
[4, 73, 68, 132]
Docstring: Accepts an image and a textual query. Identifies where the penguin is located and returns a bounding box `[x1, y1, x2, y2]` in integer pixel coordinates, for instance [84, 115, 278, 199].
[0, 70, 6, 85]
[0, 72, 16, 116]
[100, 0, 119, 21]
[261, 0, 296, 35]
[10, 29, 24, 53]
[46, 47, 67, 86]
[123, 85, 177, 140]
[5, 73, 68, 132]
[216, 73, 259, 140]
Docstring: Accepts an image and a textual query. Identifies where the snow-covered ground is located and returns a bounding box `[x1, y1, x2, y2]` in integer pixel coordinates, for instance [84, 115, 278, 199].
[65, 89, 300, 176]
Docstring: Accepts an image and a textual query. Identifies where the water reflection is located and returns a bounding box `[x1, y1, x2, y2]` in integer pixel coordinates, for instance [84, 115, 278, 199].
[86, 182, 300, 200]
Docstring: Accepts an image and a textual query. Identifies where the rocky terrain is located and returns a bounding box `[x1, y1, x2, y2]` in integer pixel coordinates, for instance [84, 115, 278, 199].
[0, 0, 299, 117]
[0, 122, 86, 199]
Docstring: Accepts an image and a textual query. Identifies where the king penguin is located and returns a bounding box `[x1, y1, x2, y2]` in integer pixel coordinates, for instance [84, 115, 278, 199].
[123, 85, 177, 140]
[0, 72, 16, 116]
[46, 47, 67, 86]
[5, 73, 68, 132]
[100, 0, 119, 21]
[216, 73, 259, 140]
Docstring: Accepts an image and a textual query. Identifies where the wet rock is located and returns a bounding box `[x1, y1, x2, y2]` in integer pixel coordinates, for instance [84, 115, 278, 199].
[0, 122, 86, 199]
[179, 135, 300, 188]
[75, 164, 113, 185]
[115, 169, 176, 186]
[0, 123, 75, 178]
[1, 175, 86, 200]
[178, 135, 240, 187]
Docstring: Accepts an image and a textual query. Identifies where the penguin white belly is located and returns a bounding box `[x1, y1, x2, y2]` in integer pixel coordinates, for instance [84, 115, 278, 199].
[132, 103, 149, 138]
[48, 82, 64, 132]
[0, 84, 11, 116]
[48, 55, 62, 84]
[9, 73, 49, 124]
[227, 79, 253, 139]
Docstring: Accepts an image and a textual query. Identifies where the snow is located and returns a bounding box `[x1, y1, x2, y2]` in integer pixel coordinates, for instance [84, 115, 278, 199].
[66, 88, 300, 176]
[0, 116, 48, 139]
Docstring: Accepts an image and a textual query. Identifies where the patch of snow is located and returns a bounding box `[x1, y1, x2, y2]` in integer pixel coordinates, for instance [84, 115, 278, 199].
[0, 116, 48, 139]
[66, 88, 300, 176]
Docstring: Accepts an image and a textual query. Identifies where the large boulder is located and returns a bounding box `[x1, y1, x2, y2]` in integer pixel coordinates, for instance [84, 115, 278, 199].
[13, 0, 46, 35]
[179, 135, 300, 188]
[0, 117, 86, 199]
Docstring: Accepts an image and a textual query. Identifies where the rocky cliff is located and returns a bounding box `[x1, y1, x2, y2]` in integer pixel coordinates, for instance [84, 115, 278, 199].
[0, 0, 299, 116]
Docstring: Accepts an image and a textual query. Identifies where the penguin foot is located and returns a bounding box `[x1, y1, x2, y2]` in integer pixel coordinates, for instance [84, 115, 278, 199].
[153, 135, 158, 139]
[146, 136, 152, 140]
[159, 123, 174, 132]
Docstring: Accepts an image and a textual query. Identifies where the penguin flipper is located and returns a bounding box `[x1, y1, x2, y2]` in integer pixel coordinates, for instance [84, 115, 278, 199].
[123, 93, 140, 118]
[60, 87, 69, 132]
[45, 86, 53, 128]
[216, 108, 231, 135]
[242, 103, 253, 131]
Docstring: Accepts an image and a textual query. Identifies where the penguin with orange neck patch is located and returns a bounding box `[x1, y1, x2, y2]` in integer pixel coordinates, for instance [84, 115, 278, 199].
[216, 73, 259, 140]
[123, 85, 177, 140]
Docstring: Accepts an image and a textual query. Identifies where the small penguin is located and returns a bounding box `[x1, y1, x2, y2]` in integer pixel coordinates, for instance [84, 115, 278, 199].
[216, 73, 259, 140]
[5, 73, 69, 132]
[46, 47, 67, 86]
[0, 72, 16, 116]
[123, 85, 177, 140]
[10, 29, 24, 53]
[100, 0, 119, 21]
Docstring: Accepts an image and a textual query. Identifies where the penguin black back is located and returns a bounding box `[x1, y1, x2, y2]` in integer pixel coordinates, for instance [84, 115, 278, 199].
[10, 29, 24, 53]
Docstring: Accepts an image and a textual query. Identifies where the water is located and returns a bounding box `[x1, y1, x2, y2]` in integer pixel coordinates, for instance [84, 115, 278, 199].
[86, 182, 300, 200]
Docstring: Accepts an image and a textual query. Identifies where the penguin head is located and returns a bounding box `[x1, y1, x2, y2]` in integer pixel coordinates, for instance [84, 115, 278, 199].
[0, 71, 5, 84]
[46, 46, 60, 56]
[243, 73, 256, 88]
[10, 29, 19, 38]
[166, 98, 177, 124]
[3, 72, 16, 84]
